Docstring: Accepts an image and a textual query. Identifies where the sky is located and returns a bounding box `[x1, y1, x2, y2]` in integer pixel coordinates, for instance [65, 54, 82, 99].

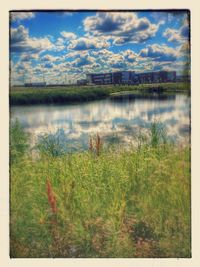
[10, 10, 190, 85]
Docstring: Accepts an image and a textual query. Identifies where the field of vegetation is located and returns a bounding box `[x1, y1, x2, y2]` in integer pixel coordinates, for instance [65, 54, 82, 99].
[10, 82, 190, 105]
[10, 120, 191, 258]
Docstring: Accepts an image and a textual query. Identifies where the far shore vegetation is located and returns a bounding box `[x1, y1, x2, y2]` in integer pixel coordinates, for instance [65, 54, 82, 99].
[10, 82, 190, 106]
[10, 120, 191, 258]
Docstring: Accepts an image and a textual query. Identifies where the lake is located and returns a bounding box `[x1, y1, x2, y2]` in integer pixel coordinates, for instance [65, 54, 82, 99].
[10, 93, 190, 151]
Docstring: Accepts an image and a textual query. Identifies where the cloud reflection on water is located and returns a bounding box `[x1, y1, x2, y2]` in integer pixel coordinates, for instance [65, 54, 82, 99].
[11, 94, 190, 148]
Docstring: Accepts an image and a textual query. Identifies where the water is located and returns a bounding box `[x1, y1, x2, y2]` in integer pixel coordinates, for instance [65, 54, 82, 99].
[10, 94, 190, 150]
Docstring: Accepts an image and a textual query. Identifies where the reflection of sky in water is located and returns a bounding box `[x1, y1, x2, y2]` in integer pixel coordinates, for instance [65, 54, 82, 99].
[10, 94, 190, 148]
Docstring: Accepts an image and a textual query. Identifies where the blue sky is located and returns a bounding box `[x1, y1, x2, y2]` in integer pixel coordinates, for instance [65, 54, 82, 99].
[10, 11, 190, 85]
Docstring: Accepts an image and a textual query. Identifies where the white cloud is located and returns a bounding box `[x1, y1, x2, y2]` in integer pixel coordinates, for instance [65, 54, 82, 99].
[68, 37, 110, 51]
[11, 12, 35, 22]
[65, 50, 82, 59]
[54, 37, 65, 51]
[41, 54, 60, 62]
[13, 61, 32, 74]
[11, 25, 28, 44]
[121, 49, 138, 63]
[20, 53, 39, 62]
[140, 44, 179, 62]
[60, 31, 77, 40]
[84, 12, 159, 44]
[10, 25, 55, 53]
[91, 49, 114, 59]
[71, 53, 95, 68]
[163, 17, 189, 43]
[163, 28, 182, 43]
[107, 53, 127, 69]
[179, 42, 190, 54]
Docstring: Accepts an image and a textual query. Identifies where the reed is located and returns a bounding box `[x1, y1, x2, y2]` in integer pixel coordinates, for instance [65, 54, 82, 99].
[88, 134, 102, 156]
[89, 136, 94, 152]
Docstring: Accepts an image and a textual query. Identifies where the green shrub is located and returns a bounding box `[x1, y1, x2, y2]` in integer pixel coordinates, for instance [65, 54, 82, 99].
[37, 129, 68, 157]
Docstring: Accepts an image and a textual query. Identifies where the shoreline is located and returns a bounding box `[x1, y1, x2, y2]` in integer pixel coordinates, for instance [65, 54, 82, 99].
[10, 82, 190, 106]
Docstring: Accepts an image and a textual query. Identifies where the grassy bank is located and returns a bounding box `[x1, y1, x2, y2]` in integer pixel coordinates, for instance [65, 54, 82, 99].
[10, 121, 191, 258]
[10, 82, 190, 105]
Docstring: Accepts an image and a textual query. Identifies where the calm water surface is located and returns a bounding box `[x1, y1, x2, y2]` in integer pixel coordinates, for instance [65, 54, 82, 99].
[10, 94, 190, 150]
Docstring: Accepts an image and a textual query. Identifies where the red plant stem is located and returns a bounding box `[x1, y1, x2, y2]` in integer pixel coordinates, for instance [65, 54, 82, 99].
[46, 178, 57, 214]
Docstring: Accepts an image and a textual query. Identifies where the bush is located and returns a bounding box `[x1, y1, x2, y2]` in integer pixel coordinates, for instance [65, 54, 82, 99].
[37, 129, 68, 157]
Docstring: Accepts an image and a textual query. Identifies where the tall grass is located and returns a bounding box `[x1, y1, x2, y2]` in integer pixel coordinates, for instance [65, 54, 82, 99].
[10, 122, 191, 258]
[149, 121, 168, 147]
[10, 119, 29, 163]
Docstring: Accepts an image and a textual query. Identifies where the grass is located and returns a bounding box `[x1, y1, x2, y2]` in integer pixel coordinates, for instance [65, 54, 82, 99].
[10, 121, 191, 258]
[10, 82, 190, 105]
[9, 119, 29, 164]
